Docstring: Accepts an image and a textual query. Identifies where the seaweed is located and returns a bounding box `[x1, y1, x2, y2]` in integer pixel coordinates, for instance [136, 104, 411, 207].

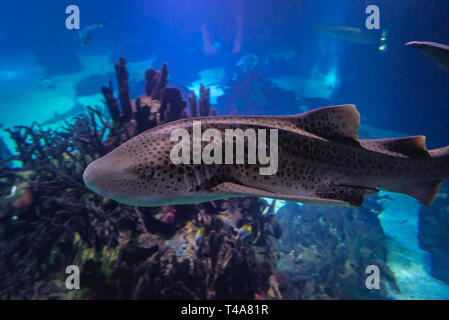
[0, 108, 121, 298]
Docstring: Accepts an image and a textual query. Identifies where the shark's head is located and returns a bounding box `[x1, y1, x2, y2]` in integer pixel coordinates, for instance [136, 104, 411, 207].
[83, 154, 124, 200]
[83, 136, 180, 207]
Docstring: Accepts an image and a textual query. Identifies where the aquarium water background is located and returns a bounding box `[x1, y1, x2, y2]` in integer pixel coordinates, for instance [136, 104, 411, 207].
[0, 0, 449, 300]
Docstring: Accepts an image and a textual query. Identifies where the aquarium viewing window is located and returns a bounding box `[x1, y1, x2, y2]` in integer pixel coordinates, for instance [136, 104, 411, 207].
[0, 1, 448, 314]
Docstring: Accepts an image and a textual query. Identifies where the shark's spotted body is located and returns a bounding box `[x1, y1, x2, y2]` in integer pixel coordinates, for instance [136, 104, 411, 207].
[83, 105, 449, 207]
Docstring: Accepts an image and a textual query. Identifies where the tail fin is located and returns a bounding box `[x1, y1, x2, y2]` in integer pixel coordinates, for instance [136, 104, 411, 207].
[397, 145, 449, 206]
[391, 180, 443, 206]
[428, 145, 449, 158]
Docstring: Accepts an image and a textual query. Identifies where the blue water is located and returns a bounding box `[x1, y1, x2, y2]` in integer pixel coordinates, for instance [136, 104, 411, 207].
[1, 0, 449, 300]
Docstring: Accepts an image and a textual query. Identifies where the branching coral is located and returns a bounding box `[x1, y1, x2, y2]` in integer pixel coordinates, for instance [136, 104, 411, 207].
[0, 108, 123, 298]
[101, 58, 189, 141]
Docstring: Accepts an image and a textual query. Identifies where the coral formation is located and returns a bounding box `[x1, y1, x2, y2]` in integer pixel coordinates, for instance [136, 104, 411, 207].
[275, 202, 397, 299]
[188, 84, 217, 118]
[113, 201, 275, 300]
[0, 136, 13, 166]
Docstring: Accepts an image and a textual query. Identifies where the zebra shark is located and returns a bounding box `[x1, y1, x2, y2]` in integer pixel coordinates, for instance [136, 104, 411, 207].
[83, 105, 449, 207]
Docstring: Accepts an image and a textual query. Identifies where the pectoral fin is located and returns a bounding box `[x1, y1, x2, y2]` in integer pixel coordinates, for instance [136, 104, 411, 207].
[316, 184, 371, 207]
[210, 182, 351, 206]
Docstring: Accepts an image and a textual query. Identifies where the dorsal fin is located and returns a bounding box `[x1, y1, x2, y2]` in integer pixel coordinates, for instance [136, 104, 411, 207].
[360, 136, 429, 158]
[290, 105, 360, 140]
[406, 41, 449, 72]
